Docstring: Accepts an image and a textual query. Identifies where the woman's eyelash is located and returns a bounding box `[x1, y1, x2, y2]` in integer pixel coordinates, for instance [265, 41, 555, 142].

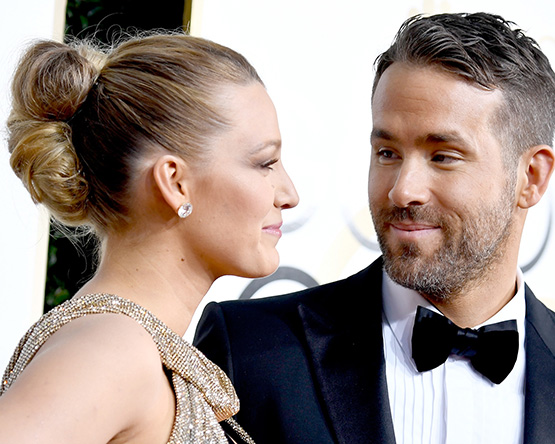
[261, 158, 278, 169]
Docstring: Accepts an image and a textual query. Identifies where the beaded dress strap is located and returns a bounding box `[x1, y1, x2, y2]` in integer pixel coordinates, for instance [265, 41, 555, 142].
[1, 293, 239, 421]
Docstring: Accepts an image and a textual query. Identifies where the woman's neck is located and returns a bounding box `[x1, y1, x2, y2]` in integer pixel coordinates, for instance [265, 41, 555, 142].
[74, 234, 215, 336]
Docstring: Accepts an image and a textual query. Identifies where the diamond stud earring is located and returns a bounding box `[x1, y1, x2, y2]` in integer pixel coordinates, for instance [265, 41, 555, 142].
[177, 202, 193, 219]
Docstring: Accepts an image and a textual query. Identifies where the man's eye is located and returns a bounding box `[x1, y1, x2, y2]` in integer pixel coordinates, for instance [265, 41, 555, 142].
[377, 149, 398, 159]
[432, 153, 460, 163]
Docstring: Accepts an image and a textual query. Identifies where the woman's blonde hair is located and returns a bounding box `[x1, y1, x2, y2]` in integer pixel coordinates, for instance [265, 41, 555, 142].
[7, 34, 262, 237]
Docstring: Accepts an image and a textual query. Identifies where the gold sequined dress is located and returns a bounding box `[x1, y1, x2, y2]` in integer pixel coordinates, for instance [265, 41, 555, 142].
[0, 293, 255, 444]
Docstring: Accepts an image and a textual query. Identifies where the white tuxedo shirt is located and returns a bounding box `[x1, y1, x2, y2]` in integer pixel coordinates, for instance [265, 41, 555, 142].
[382, 270, 526, 444]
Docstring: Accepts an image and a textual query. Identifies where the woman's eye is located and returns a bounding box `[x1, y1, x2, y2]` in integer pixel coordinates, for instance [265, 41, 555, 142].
[261, 159, 278, 170]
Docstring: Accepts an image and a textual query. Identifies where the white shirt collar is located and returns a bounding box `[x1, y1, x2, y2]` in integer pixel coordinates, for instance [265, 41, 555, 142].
[382, 268, 526, 367]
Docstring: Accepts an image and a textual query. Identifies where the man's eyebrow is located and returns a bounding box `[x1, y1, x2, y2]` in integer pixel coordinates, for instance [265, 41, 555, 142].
[371, 129, 469, 147]
[420, 132, 468, 147]
[370, 128, 397, 142]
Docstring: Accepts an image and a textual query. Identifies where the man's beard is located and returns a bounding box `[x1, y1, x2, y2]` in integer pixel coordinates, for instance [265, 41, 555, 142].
[371, 191, 515, 301]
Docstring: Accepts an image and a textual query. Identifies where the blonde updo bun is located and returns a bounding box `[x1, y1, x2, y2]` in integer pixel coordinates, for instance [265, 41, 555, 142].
[7, 34, 261, 237]
[7, 40, 107, 226]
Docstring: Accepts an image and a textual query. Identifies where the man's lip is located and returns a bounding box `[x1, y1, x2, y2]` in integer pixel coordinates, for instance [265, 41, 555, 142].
[390, 222, 439, 231]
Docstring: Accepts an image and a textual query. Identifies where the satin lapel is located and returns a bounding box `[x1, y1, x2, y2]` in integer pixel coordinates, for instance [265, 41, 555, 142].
[298, 259, 396, 444]
[523, 286, 555, 444]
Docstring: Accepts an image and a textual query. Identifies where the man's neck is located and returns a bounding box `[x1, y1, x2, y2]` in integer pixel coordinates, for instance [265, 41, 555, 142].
[422, 266, 519, 328]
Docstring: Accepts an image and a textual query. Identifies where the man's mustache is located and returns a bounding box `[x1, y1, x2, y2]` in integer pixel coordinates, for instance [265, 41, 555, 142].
[376, 205, 445, 228]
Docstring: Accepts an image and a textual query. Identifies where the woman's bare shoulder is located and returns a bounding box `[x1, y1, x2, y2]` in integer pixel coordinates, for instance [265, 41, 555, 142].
[0, 312, 175, 444]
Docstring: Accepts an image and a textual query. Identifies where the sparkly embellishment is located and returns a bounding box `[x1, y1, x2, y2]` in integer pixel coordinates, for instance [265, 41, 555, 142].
[178, 202, 193, 219]
[223, 417, 257, 444]
[0, 294, 255, 443]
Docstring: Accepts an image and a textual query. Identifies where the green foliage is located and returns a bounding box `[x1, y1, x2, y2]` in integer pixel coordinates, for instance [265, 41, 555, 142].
[65, 0, 105, 36]
[64, 0, 187, 43]
[44, 227, 97, 312]
[45, 243, 71, 308]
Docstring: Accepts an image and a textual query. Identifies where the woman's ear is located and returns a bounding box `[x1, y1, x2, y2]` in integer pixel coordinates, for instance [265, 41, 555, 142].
[151, 154, 190, 216]
[517, 145, 555, 209]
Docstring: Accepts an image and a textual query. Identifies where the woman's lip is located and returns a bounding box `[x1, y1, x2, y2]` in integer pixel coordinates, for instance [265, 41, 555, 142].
[263, 222, 283, 237]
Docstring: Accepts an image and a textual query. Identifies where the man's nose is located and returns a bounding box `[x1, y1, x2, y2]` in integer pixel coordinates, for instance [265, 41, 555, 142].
[388, 160, 431, 207]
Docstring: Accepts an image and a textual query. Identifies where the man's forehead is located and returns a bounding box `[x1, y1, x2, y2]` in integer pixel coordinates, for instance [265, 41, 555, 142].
[373, 62, 499, 98]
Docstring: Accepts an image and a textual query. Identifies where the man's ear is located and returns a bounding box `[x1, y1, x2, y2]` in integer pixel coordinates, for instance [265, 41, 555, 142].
[152, 154, 191, 216]
[517, 145, 555, 209]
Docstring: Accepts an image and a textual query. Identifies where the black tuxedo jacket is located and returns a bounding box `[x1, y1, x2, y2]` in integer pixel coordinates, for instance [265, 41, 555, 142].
[194, 258, 555, 444]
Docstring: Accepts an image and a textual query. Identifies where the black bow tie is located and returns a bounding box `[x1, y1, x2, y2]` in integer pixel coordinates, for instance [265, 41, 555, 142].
[411, 306, 519, 384]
